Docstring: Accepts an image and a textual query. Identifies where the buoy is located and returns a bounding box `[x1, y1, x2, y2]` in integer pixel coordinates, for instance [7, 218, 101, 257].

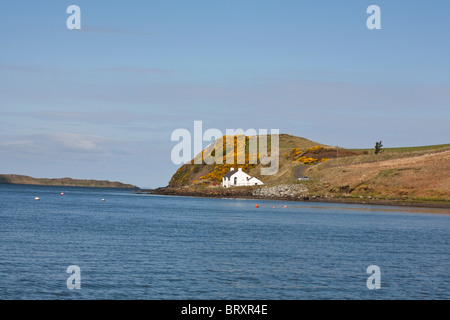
[255, 204, 259, 208]
[101, 199, 105, 202]
[60, 193, 64, 195]
[273, 206, 275, 209]
[284, 205, 287, 208]
[35, 197, 40, 201]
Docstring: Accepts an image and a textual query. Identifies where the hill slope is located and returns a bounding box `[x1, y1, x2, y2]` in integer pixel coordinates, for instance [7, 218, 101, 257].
[168, 134, 339, 188]
[167, 133, 359, 188]
[160, 134, 450, 207]
[305, 146, 450, 202]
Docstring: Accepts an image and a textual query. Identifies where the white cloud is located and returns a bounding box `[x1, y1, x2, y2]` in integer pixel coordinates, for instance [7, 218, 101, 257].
[1, 140, 34, 147]
[46, 132, 104, 153]
[0, 132, 114, 157]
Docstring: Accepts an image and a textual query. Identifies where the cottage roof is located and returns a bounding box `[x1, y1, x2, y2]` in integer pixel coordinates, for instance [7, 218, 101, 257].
[223, 170, 238, 178]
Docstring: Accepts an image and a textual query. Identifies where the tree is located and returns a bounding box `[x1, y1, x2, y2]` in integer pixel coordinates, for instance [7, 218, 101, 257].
[374, 141, 383, 154]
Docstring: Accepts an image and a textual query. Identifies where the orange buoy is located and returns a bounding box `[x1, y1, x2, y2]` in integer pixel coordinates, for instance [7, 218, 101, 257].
[273, 206, 275, 209]
[60, 193, 64, 195]
[255, 204, 259, 208]
[284, 205, 287, 208]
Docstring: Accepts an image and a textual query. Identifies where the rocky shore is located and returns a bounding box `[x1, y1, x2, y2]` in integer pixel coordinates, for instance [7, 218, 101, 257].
[145, 185, 450, 209]
[147, 184, 310, 201]
[252, 184, 308, 198]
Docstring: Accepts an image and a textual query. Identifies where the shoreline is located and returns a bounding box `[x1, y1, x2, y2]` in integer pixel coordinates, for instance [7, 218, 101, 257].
[144, 187, 450, 210]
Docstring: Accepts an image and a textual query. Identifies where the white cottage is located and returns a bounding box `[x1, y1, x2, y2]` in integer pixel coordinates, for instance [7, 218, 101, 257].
[222, 168, 264, 188]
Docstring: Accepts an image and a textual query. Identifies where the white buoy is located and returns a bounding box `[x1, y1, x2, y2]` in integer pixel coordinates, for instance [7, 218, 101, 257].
[101, 199, 105, 202]
[35, 197, 40, 201]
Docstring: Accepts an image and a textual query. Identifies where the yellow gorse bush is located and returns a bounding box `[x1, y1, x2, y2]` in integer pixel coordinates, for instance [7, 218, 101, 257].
[199, 135, 263, 183]
[289, 146, 329, 165]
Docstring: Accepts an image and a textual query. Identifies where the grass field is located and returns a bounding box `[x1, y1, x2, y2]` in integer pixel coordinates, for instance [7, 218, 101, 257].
[305, 146, 450, 203]
[351, 143, 450, 154]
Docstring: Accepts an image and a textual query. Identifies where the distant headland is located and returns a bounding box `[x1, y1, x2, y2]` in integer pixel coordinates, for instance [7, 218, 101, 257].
[0, 174, 138, 189]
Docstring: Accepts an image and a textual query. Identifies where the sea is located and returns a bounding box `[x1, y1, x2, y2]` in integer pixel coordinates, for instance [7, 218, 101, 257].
[0, 184, 449, 300]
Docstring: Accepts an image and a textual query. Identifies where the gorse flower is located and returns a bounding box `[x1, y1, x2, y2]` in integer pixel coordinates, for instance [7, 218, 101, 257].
[289, 146, 329, 165]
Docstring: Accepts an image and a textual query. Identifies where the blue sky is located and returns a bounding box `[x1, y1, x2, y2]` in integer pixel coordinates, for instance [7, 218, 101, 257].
[0, 0, 449, 188]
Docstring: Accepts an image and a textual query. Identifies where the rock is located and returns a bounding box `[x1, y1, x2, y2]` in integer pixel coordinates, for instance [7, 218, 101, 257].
[252, 184, 308, 198]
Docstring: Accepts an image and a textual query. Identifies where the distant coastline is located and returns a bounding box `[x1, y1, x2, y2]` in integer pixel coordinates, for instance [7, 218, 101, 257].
[0, 174, 138, 189]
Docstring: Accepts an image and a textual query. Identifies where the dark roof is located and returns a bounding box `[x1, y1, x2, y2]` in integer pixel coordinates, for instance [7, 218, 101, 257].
[223, 170, 238, 178]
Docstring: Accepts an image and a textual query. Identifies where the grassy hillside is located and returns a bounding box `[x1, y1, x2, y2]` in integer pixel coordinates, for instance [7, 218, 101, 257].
[166, 134, 450, 205]
[304, 145, 450, 203]
[168, 134, 355, 187]
[0, 174, 138, 189]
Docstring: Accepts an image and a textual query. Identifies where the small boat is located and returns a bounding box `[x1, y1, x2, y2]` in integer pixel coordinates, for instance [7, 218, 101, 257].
[35, 197, 40, 201]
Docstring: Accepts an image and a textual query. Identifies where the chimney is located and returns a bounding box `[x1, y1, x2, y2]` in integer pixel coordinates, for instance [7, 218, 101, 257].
[230, 168, 234, 171]
[238, 168, 242, 172]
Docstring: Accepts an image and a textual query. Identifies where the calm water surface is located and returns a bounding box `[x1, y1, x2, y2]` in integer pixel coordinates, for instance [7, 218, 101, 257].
[0, 184, 449, 299]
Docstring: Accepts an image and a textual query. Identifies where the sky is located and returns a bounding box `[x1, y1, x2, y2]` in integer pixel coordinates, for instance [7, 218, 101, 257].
[0, 0, 449, 188]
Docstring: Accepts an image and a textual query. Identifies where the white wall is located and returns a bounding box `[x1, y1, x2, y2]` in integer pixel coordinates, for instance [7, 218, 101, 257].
[222, 168, 263, 187]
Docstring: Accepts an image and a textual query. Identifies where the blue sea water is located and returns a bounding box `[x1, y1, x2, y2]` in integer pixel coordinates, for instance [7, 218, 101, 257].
[0, 184, 449, 300]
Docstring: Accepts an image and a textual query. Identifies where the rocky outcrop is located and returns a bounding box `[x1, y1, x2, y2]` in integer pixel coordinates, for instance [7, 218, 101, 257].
[151, 184, 310, 201]
[252, 184, 308, 198]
